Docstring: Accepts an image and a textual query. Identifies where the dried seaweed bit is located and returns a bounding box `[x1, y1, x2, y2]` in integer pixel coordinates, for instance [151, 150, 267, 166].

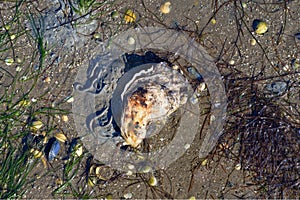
[47, 139, 60, 161]
[295, 33, 300, 40]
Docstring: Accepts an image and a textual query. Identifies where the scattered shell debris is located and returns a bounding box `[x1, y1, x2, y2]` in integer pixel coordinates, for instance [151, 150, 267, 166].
[160, 2, 171, 14]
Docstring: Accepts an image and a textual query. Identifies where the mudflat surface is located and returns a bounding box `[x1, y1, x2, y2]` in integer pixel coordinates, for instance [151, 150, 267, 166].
[0, 0, 299, 199]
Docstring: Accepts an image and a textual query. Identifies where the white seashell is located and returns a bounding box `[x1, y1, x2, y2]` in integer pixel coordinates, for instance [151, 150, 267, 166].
[111, 62, 192, 147]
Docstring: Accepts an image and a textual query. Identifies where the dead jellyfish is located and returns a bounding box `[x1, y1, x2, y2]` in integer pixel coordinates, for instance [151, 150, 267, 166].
[111, 62, 193, 148]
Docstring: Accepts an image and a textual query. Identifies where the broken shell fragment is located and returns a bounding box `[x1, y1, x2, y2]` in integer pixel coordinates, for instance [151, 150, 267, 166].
[123, 192, 133, 199]
[111, 11, 119, 19]
[30, 120, 43, 130]
[54, 132, 67, 143]
[30, 148, 43, 158]
[124, 9, 136, 23]
[252, 19, 268, 35]
[88, 177, 97, 187]
[5, 57, 14, 65]
[148, 175, 158, 186]
[75, 144, 83, 157]
[160, 2, 171, 14]
[250, 38, 256, 46]
[295, 33, 300, 40]
[61, 115, 69, 122]
[44, 77, 51, 83]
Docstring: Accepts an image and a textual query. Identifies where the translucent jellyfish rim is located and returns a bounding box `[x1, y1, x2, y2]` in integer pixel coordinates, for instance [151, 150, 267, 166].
[72, 27, 227, 172]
